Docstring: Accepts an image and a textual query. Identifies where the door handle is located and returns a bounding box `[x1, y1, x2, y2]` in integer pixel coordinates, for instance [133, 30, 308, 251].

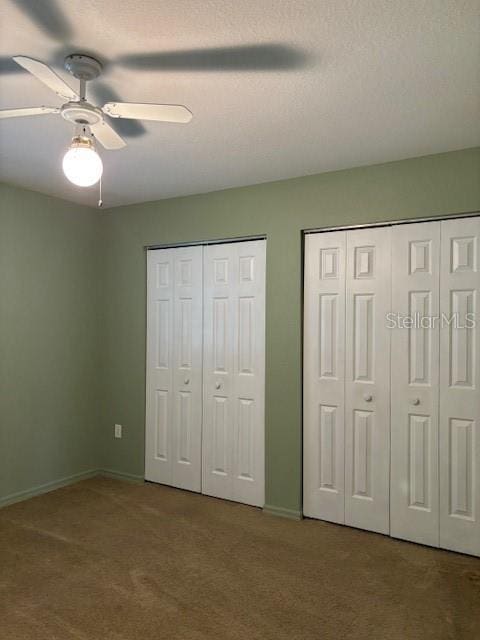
[363, 394, 373, 402]
[215, 381, 222, 390]
[411, 397, 420, 406]
[184, 378, 190, 385]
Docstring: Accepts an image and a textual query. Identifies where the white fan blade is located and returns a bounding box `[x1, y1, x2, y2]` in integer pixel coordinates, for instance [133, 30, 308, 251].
[90, 120, 126, 150]
[13, 56, 79, 102]
[0, 106, 60, 119]
[102, 102, 192, 123]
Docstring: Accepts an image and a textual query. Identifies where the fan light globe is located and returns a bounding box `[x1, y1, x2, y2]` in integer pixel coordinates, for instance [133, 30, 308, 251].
[62, 137, 103, 187]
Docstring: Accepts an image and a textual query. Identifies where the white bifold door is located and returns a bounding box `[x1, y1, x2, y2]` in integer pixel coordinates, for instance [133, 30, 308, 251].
[304, 216, 480, 556]
[303, 227, 391, 534]
[439, 218, 480, 555]
[390, 222, 441, 547]
[391, 218, 480, 555]
[202, 241, 266, 507]
[145, 240, 266, 508]
[145, 246, 203, 491]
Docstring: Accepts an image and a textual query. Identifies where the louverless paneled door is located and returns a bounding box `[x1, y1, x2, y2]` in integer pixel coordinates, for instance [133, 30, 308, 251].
[303, 231, 347, 524]
[202, 240, 266, 507]
[439, 218, 480, 555]
[390, 221, 441, 548]
[391, 217, 480, 555]
[345, 227, 391, 534]
[145, 245, 203, 491]
[304, 216, 480, 556]
[145, 240, 266, 508]
[303, 228, 391, 535]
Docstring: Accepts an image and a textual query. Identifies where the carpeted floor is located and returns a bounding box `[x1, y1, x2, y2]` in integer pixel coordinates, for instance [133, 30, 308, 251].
[0, 477, 479, 640]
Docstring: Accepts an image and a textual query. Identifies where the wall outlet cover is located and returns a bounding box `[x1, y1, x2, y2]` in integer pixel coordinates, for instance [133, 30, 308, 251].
[114, 424, 122, 439]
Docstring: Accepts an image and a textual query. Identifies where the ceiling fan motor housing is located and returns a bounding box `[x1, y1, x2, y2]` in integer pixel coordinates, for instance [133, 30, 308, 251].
[64, 54, 102, 81]
[2, 53, 191, 151]
[61, 102, 103, 126]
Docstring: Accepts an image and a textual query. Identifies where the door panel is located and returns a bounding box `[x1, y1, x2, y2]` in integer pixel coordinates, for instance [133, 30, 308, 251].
[146, 246, 203, 491]
[303, 232, 346, 523]
[345, 227, 391, 534]
[203, 244, 235, 501]
[154, 389, 169, 461]
[171, 247, 203, 491]
[390, 222, 440, 547]
[352, 409, 374, 499]
[439, 217, 480, 556]
[146, 249, 175, 484]
[203, 240, 266, 507]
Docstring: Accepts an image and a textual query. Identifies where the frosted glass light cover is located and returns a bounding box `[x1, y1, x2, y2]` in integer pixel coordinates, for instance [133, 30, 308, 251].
[62, 146, 103, 187]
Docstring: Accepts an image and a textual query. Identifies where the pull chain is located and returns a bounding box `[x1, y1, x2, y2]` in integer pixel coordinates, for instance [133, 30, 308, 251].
[98, 174, 103, 208]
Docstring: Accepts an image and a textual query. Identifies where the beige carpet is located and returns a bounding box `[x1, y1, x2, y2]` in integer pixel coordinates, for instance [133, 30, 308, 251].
[0, 477, 479, 640]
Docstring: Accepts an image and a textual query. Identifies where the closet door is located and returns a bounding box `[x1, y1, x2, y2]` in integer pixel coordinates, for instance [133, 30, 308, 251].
[303, 232, 346, 523]
[202, 240, 266, 507]
[171, 246, 204, 491]
[390, 222, 440, 547]
[439, 217, 480, 556]
[344, 227, 391, 534]
[145, 246, 203, 491]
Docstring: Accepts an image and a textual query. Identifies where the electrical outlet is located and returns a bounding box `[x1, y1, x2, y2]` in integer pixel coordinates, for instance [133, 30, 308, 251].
[114, 424, 122, 439]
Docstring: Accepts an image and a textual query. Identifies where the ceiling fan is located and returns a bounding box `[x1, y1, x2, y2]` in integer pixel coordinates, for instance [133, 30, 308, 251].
[0, 2, 307, 192]
[0, 54, 192, 187]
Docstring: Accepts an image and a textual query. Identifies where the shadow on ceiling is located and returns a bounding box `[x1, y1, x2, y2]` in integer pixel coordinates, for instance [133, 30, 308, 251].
[3, 0, 313, 139]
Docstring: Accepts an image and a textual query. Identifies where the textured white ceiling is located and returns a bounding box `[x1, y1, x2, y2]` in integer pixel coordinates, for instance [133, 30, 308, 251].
[0, 0, 478, 208]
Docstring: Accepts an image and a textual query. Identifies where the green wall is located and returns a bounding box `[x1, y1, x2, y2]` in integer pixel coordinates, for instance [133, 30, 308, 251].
[0, 184, 101, 503]
[99, 148, 480, 515]
[1, 149, 479, 512]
